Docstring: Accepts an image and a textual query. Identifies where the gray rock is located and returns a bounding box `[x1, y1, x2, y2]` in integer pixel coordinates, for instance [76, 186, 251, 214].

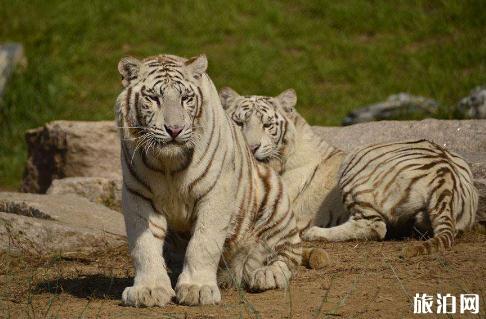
[21, 121, 121, 193]
[47, 177, 122, 212]
[0, 192, 126, 247]
[0, 212, 124, 254]
[458, 86, 486, 119]
[342, 93, 439, 126]
[0, 43, 25, 99]
[313, 119, 486, 165]
[0, 192, 126, 254]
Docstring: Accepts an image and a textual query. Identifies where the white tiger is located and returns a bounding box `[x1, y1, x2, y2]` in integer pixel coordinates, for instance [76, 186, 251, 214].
[116, 54, 302, 307]
[334, 140, 478, 257]
[219, 87, 348, 241]
[221, 88, 479, 257]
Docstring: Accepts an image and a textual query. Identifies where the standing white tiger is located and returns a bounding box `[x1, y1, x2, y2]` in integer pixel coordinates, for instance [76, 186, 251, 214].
[116, 54, 302, 307]
[221, 88, 479, 257]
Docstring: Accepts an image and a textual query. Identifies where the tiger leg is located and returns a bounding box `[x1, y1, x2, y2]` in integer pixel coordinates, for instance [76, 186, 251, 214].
[402, 195, 455, 257]
[246, 229, 302, 292]
[301, 208, 387, 242]
[175, 199, 230, 305]
[121, 186, 174, 307]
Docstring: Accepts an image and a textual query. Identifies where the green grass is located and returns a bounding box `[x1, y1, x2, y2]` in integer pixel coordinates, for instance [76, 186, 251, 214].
[0, 0, 485, 188]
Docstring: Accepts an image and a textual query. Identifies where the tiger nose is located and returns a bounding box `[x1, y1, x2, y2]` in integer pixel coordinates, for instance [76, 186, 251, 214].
[164, 125, 183, 138]
[249, 144, 261, 154]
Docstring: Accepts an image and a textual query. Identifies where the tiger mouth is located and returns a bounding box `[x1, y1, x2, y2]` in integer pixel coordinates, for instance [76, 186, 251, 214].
[153, 138, 187, 147]
[255, 154, 271, 162]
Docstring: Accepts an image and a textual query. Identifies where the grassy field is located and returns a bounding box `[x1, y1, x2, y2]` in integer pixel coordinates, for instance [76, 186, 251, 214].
[0, 0, 485, 188]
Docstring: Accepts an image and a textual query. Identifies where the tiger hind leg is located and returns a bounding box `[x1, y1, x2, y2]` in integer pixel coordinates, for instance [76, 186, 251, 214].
[401, 200, 455, 258]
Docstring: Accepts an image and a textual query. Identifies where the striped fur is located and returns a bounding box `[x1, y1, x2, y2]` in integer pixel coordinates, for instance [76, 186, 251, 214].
[220, 88, 349, 240]
[308, 140, 478, 257]
[116, 54, 301, 307]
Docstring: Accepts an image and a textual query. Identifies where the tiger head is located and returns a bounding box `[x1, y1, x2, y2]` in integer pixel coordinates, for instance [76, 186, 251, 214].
[220, 87, 298, 170]
[117, 54, 207, 158]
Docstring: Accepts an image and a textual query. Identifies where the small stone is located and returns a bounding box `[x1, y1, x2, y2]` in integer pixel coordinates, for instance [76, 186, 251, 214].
[342, 93, 439, 125]
[458, 85, 486, 119]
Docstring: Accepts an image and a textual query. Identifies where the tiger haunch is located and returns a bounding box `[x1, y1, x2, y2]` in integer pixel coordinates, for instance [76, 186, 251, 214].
[116, 54, 301, 307]
[334, 140, 478, 257]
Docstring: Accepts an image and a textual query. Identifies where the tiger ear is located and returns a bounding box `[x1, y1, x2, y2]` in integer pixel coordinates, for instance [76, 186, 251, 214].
[185, 54, 208, 79]
[118, 56, 141, 87]
[276, 89, 297, 114]
[219, 87, 240, 110]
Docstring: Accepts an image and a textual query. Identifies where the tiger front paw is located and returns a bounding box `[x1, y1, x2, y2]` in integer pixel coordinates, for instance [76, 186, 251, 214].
[249, 261, 292, 292]
[176, 283, 221, 305]
[122, 285, 175, 307]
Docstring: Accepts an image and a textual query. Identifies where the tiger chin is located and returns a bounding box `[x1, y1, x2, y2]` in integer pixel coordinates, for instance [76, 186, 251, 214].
[116, 54, 303, 308]
[220, 88, 479, 258]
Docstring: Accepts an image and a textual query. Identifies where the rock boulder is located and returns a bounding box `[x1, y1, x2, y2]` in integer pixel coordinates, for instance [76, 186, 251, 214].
[21, 121, 121, 193]
[0, 192, 126, 254]
[47, 177, 122, 212]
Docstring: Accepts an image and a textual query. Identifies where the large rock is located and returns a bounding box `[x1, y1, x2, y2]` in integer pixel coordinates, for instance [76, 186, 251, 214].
[0, 212, 123, 254]
[313, 119, 486, 175]
[21, 121, 121, 193]
[0, 192, 126, 254]
[47, 177, 122, 212]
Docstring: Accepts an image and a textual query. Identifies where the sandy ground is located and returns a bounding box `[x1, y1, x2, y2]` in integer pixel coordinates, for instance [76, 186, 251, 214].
[1, 231, 485, 319]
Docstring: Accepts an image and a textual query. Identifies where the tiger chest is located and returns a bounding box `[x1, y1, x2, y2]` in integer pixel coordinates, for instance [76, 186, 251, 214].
[152, 187, 196, 233]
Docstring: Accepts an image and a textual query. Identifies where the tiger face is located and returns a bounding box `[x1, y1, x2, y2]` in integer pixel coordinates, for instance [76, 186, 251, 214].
[220, 87, 297, 164]
[117, 54, 207, 158]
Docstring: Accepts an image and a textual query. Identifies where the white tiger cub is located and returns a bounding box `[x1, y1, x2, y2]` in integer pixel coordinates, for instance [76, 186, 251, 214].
[219, 87, 348, 241]
[221, 88, 479, 257]
[116, 54, 302, 307]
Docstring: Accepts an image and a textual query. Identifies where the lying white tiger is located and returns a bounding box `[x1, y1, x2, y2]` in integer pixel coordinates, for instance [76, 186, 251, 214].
[219, 87, 348, 240]
[116, 54, 302, 307]
[335, 139, 478, 257]
[221, 88, 479, 257]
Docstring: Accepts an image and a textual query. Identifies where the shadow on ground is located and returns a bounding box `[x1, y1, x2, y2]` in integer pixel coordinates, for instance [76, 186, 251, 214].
[35, 274, 131, 300]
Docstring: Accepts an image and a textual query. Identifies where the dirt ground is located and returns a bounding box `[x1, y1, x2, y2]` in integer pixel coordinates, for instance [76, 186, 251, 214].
[1, 231, 485, 319]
